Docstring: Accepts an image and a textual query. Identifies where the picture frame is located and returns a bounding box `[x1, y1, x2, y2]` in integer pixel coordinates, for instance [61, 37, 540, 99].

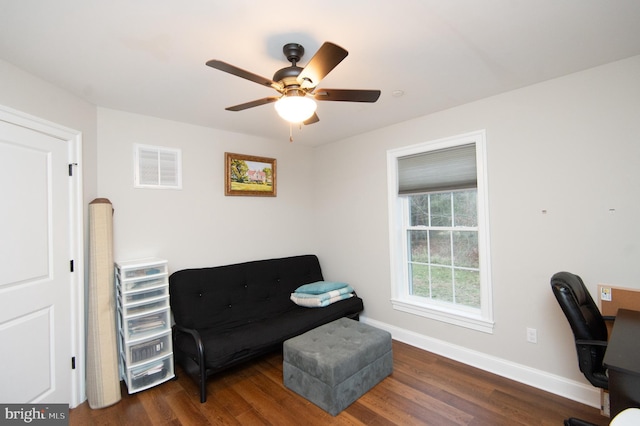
[225, 152, 277, 197]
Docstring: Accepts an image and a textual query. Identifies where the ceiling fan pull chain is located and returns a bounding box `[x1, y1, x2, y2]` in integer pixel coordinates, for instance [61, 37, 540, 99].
[289, 123, 293, 142]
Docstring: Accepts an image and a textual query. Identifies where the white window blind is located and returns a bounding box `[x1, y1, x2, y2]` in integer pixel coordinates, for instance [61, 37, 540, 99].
[397, 143, 476, 194]
[134, 144, 182, 189]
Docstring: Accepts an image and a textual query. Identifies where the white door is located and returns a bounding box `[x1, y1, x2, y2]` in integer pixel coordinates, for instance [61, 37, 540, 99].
[0, 118, 73, 403]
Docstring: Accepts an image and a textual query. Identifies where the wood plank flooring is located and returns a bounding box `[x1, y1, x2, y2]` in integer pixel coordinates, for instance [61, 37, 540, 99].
[69, 340, 608, 425]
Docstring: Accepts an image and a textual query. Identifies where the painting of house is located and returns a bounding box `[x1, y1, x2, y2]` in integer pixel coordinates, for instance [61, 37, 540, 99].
[247, 169, 266, 184]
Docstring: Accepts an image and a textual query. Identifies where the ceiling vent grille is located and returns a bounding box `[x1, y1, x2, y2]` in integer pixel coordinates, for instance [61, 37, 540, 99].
[134, 144, 182, 189]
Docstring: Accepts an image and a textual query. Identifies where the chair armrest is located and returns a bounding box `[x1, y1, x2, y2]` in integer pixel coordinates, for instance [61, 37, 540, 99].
[575, 339, 608, 347]
[173, 324, 206, 366]
[603, 315, 616, 322]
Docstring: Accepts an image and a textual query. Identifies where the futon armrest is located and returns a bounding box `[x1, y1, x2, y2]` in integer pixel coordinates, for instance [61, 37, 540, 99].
[172, 324, 208, 403]
[173, 324, 206, 366]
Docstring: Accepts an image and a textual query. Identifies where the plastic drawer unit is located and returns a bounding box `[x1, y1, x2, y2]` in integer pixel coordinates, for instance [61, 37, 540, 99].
[115, 258, 174, 393]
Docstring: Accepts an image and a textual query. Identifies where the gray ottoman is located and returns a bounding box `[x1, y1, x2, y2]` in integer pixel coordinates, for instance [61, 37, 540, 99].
[283, 317, 393, 416]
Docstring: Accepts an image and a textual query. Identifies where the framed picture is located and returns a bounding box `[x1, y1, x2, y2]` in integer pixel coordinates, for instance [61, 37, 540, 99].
[225, 152, 277, 197]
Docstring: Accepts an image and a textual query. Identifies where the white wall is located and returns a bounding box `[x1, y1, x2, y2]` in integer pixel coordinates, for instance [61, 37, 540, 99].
[96, 108, 317, 272]
[312, 55, 640, 404]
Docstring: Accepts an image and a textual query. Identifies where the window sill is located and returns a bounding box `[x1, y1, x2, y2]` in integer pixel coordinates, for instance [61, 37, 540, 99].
[391, 298, 494, 334]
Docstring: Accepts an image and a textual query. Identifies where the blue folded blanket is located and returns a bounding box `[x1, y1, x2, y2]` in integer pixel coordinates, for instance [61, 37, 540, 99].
[294, 281, 351, 295]
[290, 291, 354, 308]
[290, 281, 354, 308]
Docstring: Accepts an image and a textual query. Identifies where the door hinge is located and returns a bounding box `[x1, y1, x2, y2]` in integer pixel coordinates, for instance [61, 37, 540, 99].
[68, 163, 78, 177]
[70, 260, 74, 272]
[71, 357, 76, 370]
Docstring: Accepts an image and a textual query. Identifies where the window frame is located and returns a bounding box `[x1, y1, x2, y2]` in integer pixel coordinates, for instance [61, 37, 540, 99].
[387, 130, 494, 333]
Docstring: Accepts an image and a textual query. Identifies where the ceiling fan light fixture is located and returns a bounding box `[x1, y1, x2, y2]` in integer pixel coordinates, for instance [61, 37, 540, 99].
[274, 94, 317, 123]
[207, 42, 379, 128]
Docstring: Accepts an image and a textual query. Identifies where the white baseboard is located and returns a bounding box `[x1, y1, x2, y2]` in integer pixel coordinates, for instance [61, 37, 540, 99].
[359, 316, 601, 409]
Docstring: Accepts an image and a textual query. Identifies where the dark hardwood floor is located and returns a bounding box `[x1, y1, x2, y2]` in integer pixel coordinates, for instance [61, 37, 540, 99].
[70, 340, 608, 425]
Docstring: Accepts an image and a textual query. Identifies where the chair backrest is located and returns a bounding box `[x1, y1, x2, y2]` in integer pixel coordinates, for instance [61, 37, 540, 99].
[550, 271, 608, 389]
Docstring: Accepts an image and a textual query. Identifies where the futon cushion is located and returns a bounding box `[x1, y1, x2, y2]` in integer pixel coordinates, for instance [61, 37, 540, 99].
[174, 295, 364, 369]
[170, 255, 324, 331]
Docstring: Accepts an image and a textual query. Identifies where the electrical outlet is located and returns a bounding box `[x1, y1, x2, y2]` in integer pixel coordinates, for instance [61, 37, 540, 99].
[526, 328, 537, 344]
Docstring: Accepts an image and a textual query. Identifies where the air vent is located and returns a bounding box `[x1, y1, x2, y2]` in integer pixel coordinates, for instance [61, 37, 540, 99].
[134, 144, 182, 189]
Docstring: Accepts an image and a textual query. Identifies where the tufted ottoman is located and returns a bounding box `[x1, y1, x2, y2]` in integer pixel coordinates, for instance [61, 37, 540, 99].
[283, 317, 393, 415]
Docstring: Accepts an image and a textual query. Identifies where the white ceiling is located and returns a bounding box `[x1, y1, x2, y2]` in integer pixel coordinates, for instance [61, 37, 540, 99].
[1, 0, 639, 146]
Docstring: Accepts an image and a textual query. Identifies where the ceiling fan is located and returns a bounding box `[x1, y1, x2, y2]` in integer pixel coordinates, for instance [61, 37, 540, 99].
[206, 42, 381, 126]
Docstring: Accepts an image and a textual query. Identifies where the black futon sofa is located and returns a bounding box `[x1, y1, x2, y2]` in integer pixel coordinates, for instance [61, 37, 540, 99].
[169, 254, 364, 402]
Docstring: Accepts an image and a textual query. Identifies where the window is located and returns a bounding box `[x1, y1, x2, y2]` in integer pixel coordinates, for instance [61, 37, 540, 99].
[407, 191, 479, 306]
[387, 130, 493, 333]
[134, 144, 182, 189]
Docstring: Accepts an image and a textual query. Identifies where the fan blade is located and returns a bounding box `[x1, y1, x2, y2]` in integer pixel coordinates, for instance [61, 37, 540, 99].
[225, 97, 279, 112]
[303, 113, 320, 125]
[206, 60, 283, 91]
[297, 42, 348, 89]
[313, 89, 381, 103]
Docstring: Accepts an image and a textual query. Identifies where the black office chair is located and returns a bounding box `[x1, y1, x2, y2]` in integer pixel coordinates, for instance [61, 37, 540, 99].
[550, 271, 611, 390]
